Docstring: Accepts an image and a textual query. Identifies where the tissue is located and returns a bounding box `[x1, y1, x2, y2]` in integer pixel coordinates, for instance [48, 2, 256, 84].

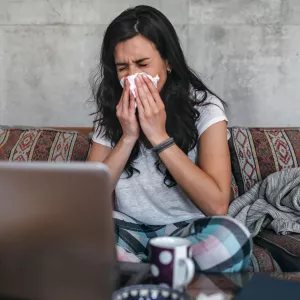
[196, 292, 231, 300]
[120, 73, 160, 98]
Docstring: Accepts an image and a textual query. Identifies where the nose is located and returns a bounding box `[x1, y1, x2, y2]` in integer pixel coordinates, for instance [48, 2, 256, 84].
[127, 65, 140, 76]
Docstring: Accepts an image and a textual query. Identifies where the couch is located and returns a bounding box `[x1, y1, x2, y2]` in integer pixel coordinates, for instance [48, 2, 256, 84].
[1, 125, 300, 272]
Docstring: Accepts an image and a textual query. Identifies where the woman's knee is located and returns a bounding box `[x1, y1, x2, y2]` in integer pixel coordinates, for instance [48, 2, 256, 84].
[190, 216, 253, 272]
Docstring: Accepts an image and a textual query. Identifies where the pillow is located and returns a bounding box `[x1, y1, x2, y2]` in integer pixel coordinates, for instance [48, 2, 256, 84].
[230, 173, 239, 201]
[255, 230, 300, 272]
[0, 127, 91, 162]
[228, 127, 300, 196]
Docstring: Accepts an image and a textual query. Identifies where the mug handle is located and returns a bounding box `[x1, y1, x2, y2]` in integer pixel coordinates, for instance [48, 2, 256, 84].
[182, 258, 195, 286]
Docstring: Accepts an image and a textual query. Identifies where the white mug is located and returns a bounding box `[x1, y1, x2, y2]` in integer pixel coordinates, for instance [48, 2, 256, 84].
[149, 237, 195, 290]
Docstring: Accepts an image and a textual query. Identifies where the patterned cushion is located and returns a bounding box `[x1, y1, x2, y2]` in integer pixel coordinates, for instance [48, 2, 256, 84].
[0, 127, 91, 162]
[230, 173, 239, 201]
[255, 230, 300, 271]
[246, 244, 282, 272]
[228, 128, 300, 195]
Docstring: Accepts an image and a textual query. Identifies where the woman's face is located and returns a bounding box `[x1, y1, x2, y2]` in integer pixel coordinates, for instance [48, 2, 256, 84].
[114, 35, 169, 92]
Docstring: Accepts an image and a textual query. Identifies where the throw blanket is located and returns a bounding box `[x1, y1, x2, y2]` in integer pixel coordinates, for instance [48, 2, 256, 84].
[228, 168, 300, 236]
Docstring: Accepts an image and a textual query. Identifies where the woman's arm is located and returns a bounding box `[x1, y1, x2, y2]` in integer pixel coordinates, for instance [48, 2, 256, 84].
[88, 137, 136, 192]
[88, 78, 139, 193]
[155, 121, 231, 216]
[134, 74, 231, 216]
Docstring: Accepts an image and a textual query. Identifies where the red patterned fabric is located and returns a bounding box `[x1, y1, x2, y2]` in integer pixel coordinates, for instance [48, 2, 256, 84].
[0, 127, 90, 162]
[247, 244, 282, 272]
[229, 128, 300, 195]
[254, 230, 300, 271]
[230, 174, 239, 201]
[285, 130, 300, 166]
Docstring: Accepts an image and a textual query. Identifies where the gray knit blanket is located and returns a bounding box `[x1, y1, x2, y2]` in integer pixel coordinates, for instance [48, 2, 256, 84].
[228, 168, 300, 237]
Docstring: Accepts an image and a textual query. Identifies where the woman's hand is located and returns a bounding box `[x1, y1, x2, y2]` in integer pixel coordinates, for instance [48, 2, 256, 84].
[135, 74, 169, 146]
[116, 78, 140, 144]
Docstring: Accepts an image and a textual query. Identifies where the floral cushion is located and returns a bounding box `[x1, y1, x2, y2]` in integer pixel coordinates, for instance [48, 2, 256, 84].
[254, 230, 300, 272]
[228, 128, 300, 196]
[0, 127, 91, 162]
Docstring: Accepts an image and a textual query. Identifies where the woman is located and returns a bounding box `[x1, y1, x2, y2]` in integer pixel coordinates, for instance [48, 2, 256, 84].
[89, 5, 252, 272]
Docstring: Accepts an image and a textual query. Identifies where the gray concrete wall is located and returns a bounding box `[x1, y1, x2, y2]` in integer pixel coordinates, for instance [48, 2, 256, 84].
[0, 0, 299, 127]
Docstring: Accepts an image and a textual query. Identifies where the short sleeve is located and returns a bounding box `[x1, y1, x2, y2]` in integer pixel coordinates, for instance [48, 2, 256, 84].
[196, 93, 231, 140]
[92, 124, 112, 148]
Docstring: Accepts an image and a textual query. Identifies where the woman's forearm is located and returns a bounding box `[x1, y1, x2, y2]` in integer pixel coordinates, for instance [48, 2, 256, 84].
[103, 136, 136, 192]
[158, 144, 230, 216]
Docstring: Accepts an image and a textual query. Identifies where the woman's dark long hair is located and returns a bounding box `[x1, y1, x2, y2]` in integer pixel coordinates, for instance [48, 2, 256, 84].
[92, 5, 222, 187]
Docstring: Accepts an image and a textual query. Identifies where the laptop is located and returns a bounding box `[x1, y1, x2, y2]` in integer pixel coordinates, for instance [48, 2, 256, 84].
[0, 162, 117, 300]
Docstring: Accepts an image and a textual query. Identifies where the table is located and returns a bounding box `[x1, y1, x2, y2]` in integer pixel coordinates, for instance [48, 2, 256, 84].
[119, 263, 300, 298]
[187, 272, 300, 299]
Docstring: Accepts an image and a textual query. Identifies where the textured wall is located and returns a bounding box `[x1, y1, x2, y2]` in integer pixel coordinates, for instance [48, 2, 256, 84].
[0, 0, 299, 127]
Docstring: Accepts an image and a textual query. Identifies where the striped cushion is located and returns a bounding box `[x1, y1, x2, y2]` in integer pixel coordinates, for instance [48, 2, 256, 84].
[0, 127, 90, 162]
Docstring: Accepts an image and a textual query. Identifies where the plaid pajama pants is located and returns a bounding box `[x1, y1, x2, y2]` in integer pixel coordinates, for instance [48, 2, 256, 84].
[114, 211, 253, 272]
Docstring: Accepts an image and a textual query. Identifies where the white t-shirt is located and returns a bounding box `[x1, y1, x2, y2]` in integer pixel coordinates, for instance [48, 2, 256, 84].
[92, 92, 229, 225]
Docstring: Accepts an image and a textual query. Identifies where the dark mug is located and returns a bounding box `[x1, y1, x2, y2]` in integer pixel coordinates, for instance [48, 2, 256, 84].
[149, 237, 195, 290]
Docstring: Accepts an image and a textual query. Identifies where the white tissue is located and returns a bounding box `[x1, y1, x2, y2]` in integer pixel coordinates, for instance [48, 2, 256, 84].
[196, 292, 232, 300]
[120, 73, 160, 98]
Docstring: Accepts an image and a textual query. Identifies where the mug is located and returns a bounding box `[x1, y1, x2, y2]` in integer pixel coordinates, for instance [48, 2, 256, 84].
[149, 237, 195, 290]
